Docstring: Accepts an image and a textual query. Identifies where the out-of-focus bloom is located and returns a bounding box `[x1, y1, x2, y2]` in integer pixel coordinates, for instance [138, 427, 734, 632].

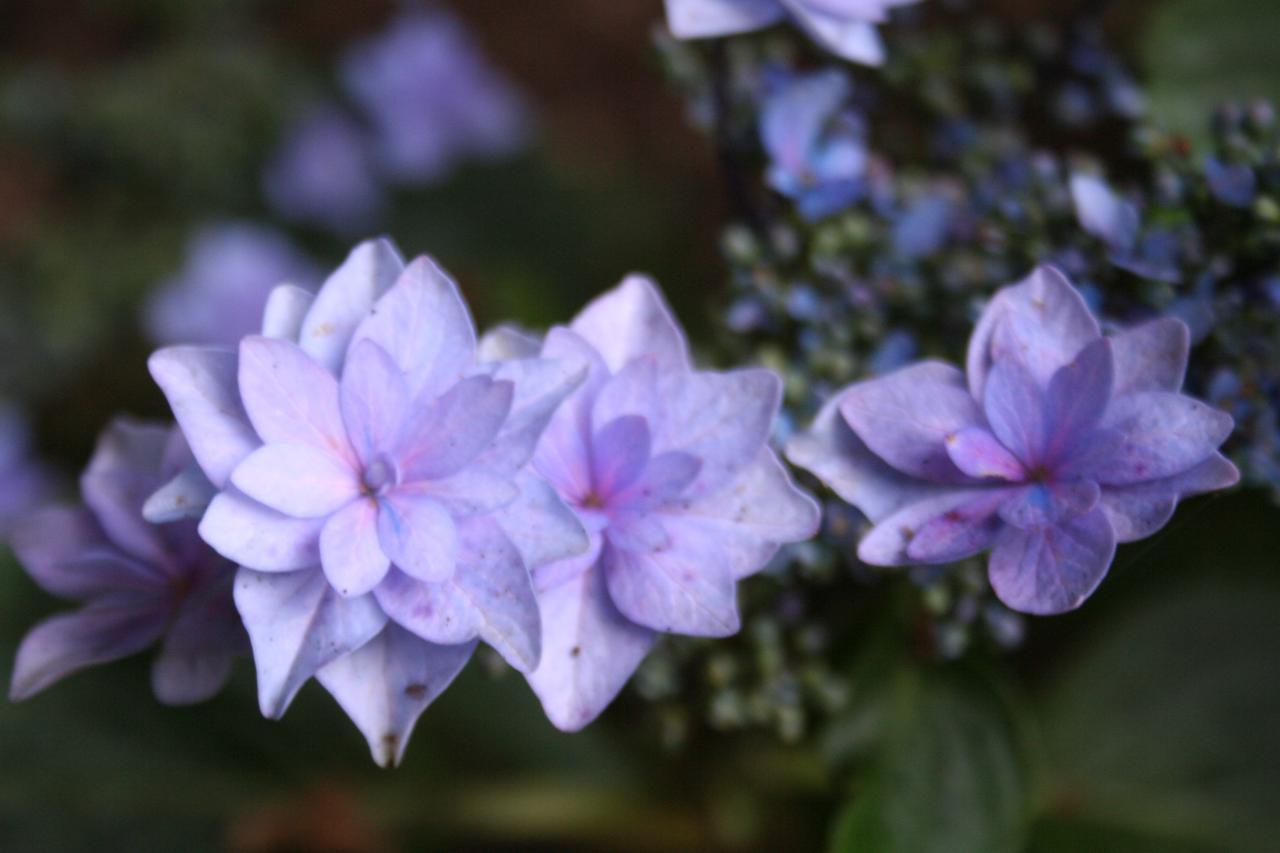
[522, 276, 819, 731]
[340, 9, 529, 184]
[262, 105, 384, 235]
[1070, 173, 1180, 282]
[788, 266, 1238, 614]
[665, 0, 922, 66]
[1203, 156, 1256, 208]
[762, 70, 867, 221]
[9, 420, 244, 704]
[0, 405, 54, 539]
[146, 223, 322, 346]
[149, 239, 586, 765]
[892, 192, 953, 259]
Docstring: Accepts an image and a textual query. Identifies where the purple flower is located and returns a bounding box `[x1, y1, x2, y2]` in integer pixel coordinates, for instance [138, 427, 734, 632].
[0, 405, 54, 539]
[788, 266, 1238, 615]
[9, 420, 244, 704]
[262, 105, 385, 235]
[1204, 156, 1256, 208]
[149, 239, 587, 765]
[146, 223, 322, 346]
[892, 192, 953, 259]
[665, 0, 922, 66]
[1070, 173, 1180, 282]
[521, 276, 819, 731]
[762, 70, 867, 221]
[340, 9, 529, 185]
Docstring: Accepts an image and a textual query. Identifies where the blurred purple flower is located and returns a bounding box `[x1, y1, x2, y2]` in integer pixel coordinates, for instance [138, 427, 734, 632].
[262, 105, 385, 234]
[665, 0, 923, 66]
[146, 223, 322, 346]
[522, 276, 819, 731]
[9, 420, 244, 704]
[892, 192, 953, 259]
[149, 239, 586, 765]
[762, 70, 867, 221]
[340, 9, 530, 185]
[1204, 156, 1256, 208]
[0, 405, 55, 539]
[788, 265, 1238, 614]
[1070, 173, 1180, 282]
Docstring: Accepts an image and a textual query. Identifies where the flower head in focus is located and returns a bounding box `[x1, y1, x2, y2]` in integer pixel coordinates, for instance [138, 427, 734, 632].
[665, 0, 922, 66]
[340, 8, 530, 185]
[9, 420, 245, 704]
[788, 266, 1238, 614]
[761, 69, 867, 221]
[146, 223, 322, 346]
[521, 276, 819, 731]
[148, 239, 587, 765]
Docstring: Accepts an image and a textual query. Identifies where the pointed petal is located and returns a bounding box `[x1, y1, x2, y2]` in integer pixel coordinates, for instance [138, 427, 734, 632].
[761, 69, 850, 175]
[10, 506, 114, 598]
[493, 471, 590, 569]
[150, 571, 243, 705]
[233, 566, 387, 718]
[79, 419, 171, 566]
[983, 358, 1047, 467]
[603, 537, 740, 638]
[1043, 338, 1114, 465]
[784, 3, 886, 65]
[530, 328, 610, 501]
[199, 490, 323, 572]
[239, 336, 352, 461]
[592, 415, 650, 497]
[988, 508, 1116, 615]
[260, 284, 315, 340]
[945, 427, 1025, 481]
[378, 493, 456, 583]
[967, 265, 1101, 399]
[841, 361, 983, 482]
[317, 625, 476, 768]
[570, 275, 690, 374]
[298, 238, 404, 372]
[525, 564, 655, 732]
[375, 518, 541, 671]
[665, 0, 785, 38]
[1094, 392, 1235, 484]
[320, 499, 391, 597]
[9, 601, 168, 700]
[1099, 452, 1239, 542]
[231, 444, 359, 518]
[477, 324, 541, 362]
[858, 489, 1007, 566]
[350, 256, 477, 399]
[1070, 173, 1140, 253]
[997, 481, 1101, 529]
[472, 356, 589, 476]
[1111, 317, 1190, 396]
[149, 346, 259, 488]
[340, 340, 410, 465]
[613, 451, 702, 510]
[396, 376, 513, 481]
[143, 463, 217, 523]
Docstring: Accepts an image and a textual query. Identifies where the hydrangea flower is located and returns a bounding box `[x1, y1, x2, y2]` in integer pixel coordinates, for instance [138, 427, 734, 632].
[665, 0, 922, 66]
[149, 239, 587, 765]
[761, 70, 867, 221]
[0, 404, 54, 539]
[340, 9, 529, 185]
[519, 276, 820, 731]
[146, 223, 322, 346]
[787, 266, 1238, 614]
[262, 105, 385, 235]
[9, 420, 244, 704]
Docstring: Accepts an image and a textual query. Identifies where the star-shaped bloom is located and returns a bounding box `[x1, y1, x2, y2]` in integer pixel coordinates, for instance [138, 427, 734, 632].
[9, 419, 245, 705]
[761, 69, 868, 221]
[788, 265, 1239, 615]
[149, 239, 587, 765]
[521, 276, 820, 731]
[665, 0, 922, 66]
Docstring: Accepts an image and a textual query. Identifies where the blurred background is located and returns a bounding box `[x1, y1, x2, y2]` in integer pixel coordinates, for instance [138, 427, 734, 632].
[1, 0, 1278, 850]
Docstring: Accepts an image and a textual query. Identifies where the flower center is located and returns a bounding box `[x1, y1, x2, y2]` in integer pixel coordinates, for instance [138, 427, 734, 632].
[362, 455, 399, 496]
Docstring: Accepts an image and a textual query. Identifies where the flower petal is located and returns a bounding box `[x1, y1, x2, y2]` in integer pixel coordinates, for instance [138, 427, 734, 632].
[1110, 317, 1189, 396]
[1070, 173, 1140, 254]
[840, 361, 983, 482]
[320, 499, 391, 597]
[1099, 452, 1239, 542]
[340, 339, 411, 465]
[525, 563, 655, 732]
[231, 444, 359, 518]
[603, 537, 740, 638]
[350, 256, 477, 399]
[79, 419, 172, 567]
[260, 284, 315, 341]
[396, 376, 514, 481]
[783, 2, 885, 65]
[471, 355, 589, 476]
[570, 275, 690, 374]
[477, 324, 542, 362]
[493, 471, 590, 570]
[665, 0, 786, 38]
[298, 238, 404, 373]
[10, 506, 115, 598]
[1042, 338, 1114, 465]
[987, 507, 1116, 615]
[945, 427, 1026, 481]
[1094, 392, 1234, 484]
[199, 489, 324, 571]
[317, 625, 476, 768]
[378, 493, 457, 584]
[143, 463, 218, 523]
[233, 566, 387, 718]
[761, 69, 850, 176]
[591, 415, 650, 497]
[239, 336, 352, 462]
[417, 467, 519, 517]
[997, 481, 1101, 529]
[983, 358, 1047, 468]
[858, 489, 1006, 565]
[150, 570, 244, 705]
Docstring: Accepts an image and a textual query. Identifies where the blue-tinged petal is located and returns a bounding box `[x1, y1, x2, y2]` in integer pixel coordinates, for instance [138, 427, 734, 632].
[570, 275, 690, 374]
[1042, 338, 1113, 466]
[761, 69, 850, 177]
[1204, 156, 1256, 208]
[983, 358, 1047, 468]
[317, 625, 475, 768]
[200, 489, 324, 572]
[997, 480, 1101, 529]
[525, 564, 655, 732]
[1070, 173, 1139, 253]
[987, 507, 1116, 615]
[1094, 391, 1234, 485]
[298, 238, 404, 373]
[859, 489, 1007, 565]
[233, 566, 387, 718]
[320, 498, 390, 597]
[603, 537, 740, 638]
[1110, 317, 1189, 396]
[1099, 452, 1239, 542]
